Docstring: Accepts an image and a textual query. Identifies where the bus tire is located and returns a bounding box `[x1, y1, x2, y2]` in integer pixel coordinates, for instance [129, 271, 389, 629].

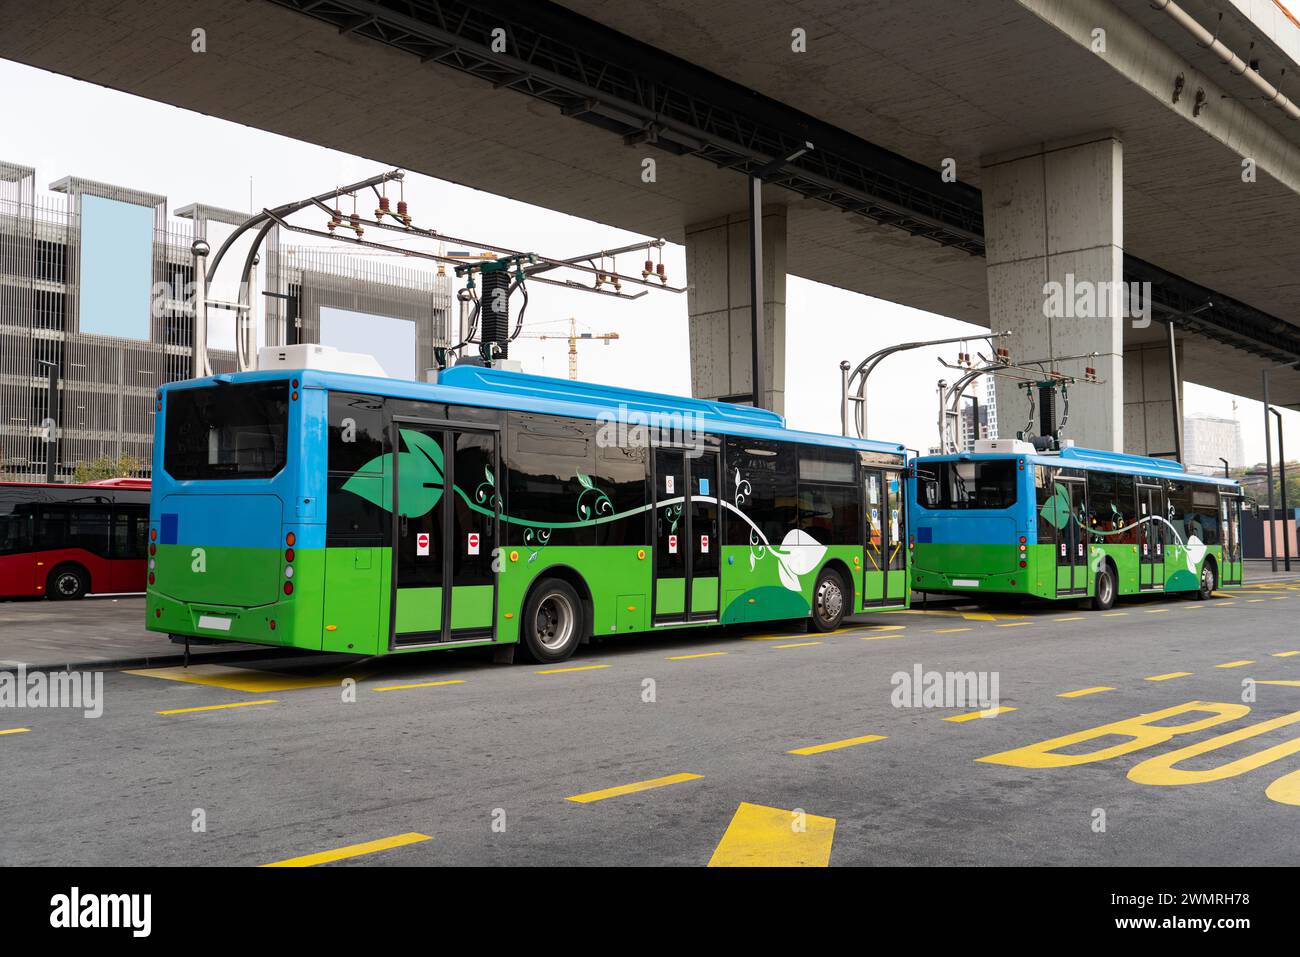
[519, 578, 585, 663]
[810, 567, 848, 632]
[1195, 559, 1216, 600]
[1089, 563, 1115, 611]
[47, 564, 89, 601]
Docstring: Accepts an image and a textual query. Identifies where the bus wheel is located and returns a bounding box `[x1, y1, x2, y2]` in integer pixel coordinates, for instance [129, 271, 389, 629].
[1195, 561, 1216, 601]
[1089, 564, 1115, 611]
[520, 578, 584, 663]
[811, 568, 847, 632]
[47, 565, 89, 601]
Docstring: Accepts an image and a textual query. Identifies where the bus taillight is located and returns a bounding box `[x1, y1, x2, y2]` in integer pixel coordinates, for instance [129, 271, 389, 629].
[283, 581, 294, 596]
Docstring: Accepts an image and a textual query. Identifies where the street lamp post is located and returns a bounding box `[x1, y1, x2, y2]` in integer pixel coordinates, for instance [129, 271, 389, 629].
[37, 359, 58, 483]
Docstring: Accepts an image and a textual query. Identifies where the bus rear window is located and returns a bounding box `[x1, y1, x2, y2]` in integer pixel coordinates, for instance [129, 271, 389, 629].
[165, 382, 289, 480]
[919, 460, 1018, 510]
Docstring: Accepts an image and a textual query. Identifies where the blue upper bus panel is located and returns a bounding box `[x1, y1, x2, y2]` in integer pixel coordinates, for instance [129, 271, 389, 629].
[163, 365, 906, 455]
[915, 444, 1240, 488]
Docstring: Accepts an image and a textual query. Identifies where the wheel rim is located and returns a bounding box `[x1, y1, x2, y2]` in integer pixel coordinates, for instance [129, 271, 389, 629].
[816, 577, 843, 622]
[534, 592, 575, 652]
[1202, 565, 1214, 594]
[55, 573, 80, 596]
[1099, 572, 1113, 605]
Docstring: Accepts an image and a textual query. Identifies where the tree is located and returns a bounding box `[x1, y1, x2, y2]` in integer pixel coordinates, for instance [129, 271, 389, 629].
[74, 454, 141, 484]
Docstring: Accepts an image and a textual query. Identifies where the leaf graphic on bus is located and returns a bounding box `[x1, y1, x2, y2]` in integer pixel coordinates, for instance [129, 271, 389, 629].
[1185, 535, 1206, 575]
[1038, 483, 1073, 531]
[341, 428, 444, 517]
[772, 529, 827, 592]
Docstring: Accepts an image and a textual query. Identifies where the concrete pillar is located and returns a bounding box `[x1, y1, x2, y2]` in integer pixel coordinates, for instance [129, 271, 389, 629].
[981, 132, 1125, 452]
[1123, 339, 1185, 459]
[685, 206, 786, 414]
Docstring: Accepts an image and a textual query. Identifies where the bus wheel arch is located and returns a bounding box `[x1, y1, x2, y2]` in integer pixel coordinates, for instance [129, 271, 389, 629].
[1089, 558, 1117, 612]
[46, 562, 90, 601]
[1195, 555, 1218, 600]
[810, 562, 851, 632]
[517, 566, 591, 662]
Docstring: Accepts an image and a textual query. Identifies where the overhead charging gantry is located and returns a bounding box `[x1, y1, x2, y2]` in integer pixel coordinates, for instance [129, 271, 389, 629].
[189, 168, 684, 377]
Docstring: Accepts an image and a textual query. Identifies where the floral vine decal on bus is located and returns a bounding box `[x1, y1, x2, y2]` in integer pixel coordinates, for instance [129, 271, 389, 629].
[730, 465, 825, 592]
[575, 471, 613, 521]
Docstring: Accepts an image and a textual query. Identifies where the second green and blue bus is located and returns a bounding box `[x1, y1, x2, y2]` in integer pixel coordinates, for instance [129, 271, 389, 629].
[909, 441, 1244, 609]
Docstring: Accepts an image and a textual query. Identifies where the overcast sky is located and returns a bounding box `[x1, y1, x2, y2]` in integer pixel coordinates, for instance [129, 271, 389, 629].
[2, 57, 1295, 466]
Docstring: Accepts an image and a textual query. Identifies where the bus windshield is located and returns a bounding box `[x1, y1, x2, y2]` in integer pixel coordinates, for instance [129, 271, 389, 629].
[164, 381, 289, 480]
[919, 459, 1018, 510]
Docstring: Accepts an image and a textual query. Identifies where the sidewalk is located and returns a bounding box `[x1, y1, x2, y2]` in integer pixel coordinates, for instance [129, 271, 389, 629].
[0, 596, 294, 673]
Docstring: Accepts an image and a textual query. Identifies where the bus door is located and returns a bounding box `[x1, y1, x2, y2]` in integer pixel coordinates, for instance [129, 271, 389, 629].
[1054, 477, 1087, 596]
[1137, 482, 1165, 590]
[862, 468, 907, 605]
[1220, 491, 1243, 585]
[390, 419, 499, 647]
[652, 447, 719, 624]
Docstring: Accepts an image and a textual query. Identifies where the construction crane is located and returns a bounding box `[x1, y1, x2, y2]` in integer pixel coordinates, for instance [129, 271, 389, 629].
[518, 317, 619, 379]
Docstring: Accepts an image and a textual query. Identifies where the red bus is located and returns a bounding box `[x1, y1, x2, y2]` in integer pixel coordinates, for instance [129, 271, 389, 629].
[0, 479, 151, 600]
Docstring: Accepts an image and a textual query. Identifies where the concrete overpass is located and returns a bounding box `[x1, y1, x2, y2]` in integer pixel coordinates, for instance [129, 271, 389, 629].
[3, 0, 1300, 453]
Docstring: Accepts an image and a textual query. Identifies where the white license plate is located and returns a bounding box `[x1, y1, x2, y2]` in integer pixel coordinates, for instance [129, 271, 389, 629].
[951, 579, 979, 588]
[197, 615, 233, 632]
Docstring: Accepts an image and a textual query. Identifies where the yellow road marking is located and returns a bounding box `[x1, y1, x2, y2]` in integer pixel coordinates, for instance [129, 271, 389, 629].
[1146, 672, 1192, 681]
[996, 622, 1032, 628]
[566, 772, 702, 804]
[742, 633, 801, 641]
[1257, 680, 1300, 687]
[1247, 599, 1266, 603]
[373, 679, 465, 692]
[0, 728, 30, 735]
[535, 664, 610, 675]
[1217, 601, 1236, 606]
[707, 802, 835, 867]
[1266, 769, 1300, 806]
[1144, 608, 1170, 614]
[262, 831, 431, 867]
[1273, 651, 1300, 657]
[1272, 597, 1288, 600]
[667, 652, 728, 660]
[1102, 612, 1128, 617]
[788, 734, 887, 756]
[858, 625, 907, 640]
[1058, 687, 1115, 698]
[1055, 616, 1086, 622]
[127, 664, 357, 693]
[933, 627, 972, 634]
[945, 706, 1016, 722]
[1215, 660, 1255, 669]
[158, 699, 278, 715]
[775, 641, 821, 649]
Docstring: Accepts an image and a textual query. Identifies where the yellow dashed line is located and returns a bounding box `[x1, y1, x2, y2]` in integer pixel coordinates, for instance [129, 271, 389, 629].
[996, 622, 1032, 628]
[158, 699, 278, 715]
[933, 627, 972, 634]
[373, 679, 465, 692]
[535, 664, 610, 675]
[1146, 672, 1192, 681]
[667, 651, 728, 661]
[566, 772, 702, 804]
[788, 734, 887, 756]
[1273, 651, 1300, 657]
[1102, 612, 1128, 617]
[1145, 608, 1170, 614]
[1215, 660, 1255, 669]
[1058, 687, 1114, 698]
[945, 706, 1015, 722]
[262, 832, 431, 867]
[775, 641, 822, 649]
[1055, 616, 1086, 622]
[0, 728, 31, 736]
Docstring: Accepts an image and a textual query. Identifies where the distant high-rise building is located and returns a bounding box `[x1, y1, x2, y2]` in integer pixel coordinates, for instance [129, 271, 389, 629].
[1183, 412, 1244, 476]
[957, 375, 998, 451]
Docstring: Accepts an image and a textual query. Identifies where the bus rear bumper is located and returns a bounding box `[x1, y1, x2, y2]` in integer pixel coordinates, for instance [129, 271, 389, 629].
[146, 589, 295, 649]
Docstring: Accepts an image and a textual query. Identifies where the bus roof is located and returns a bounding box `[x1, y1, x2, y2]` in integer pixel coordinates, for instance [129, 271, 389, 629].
[163, 366, 908, 455]
[916, 445, 1241, 488]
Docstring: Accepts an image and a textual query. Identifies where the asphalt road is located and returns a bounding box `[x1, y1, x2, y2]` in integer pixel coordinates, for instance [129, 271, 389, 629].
[2, 581, 1299, 866]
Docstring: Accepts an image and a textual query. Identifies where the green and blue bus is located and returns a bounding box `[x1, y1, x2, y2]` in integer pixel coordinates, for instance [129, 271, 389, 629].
[146, 361, 910, 661]
[909, 441, 1244, 609]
